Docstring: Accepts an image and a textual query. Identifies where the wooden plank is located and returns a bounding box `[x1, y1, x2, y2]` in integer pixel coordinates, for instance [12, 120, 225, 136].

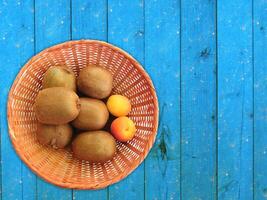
[0, 0, 35, 199]
[180, 0, 217, 199]
[253, 0, 267, 199]
[35, 0, 71, 52]
[71, 0, 108, 199]
[217, 0, 253, 199]
[144, 0, 180, 199]
[35, 1, 72, 199]
[72, 0, 107, 40]
[73, 189, 107, 200]
[107, 1, 145, 199]
[22, 165, 36, 200]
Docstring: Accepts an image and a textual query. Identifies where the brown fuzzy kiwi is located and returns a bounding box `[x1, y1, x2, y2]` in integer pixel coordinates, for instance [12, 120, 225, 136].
[77, 65, 113, 99]
[42, 66, 76, 91]
[72, 131, 116, 162]
[34, 87, 80, 124]
[37, 123, 73, 149]
[72, 98, 109, 130]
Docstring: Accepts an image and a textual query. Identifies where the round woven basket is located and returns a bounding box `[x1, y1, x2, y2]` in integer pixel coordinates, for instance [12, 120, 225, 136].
[7, 40, 158, 189]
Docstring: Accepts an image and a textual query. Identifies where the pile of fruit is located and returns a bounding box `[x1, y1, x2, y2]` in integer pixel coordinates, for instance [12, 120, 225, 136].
[34, 65, 136, 163]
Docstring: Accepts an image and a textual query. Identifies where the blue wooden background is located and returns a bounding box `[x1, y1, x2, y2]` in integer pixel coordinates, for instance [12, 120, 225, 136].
[0, 0, 266, 199]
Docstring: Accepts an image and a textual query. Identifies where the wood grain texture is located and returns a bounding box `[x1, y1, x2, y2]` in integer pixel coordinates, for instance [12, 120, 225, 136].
[35, 0, 72, 199]
[181, 0, 217, 199]
[253, 0, 267, 199]
[108, 1, 145, 199]
[217, 0, 253, 199]
[71, 0, 108, 199]
[35, 0, 71, 53]
[71, 0, 107, 40]
[0, 0, 35, 199]
[144, 0, 180, 199]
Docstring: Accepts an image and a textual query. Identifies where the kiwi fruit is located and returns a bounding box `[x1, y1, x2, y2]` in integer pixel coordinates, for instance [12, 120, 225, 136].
[77, 65, 113, 99]
[37, 123, 73, 149]
[42, 66, 76, 91]
[72, 98, 109, 130]
[72, 131, 116, 162]
[34, 87, 80, 124]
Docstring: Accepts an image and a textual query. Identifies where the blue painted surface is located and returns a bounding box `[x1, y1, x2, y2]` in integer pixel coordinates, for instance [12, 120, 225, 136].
[181, 0, 216, 199]
[0, 0, 267, 199]
[254, 0, 267, 200]
[145, 0, 180, 199]
[0, 1, 35, 200]
[217, 0, 253, 199]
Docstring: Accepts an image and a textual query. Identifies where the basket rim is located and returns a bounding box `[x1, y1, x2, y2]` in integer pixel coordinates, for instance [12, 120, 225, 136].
[7, 39, 159, 190]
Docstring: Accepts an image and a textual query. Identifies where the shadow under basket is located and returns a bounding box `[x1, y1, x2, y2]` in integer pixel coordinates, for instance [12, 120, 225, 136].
[7, 40, 159, 189]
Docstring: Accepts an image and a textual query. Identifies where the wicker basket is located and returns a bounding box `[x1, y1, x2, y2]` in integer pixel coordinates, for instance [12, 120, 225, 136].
[7, 40, 159, 189]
